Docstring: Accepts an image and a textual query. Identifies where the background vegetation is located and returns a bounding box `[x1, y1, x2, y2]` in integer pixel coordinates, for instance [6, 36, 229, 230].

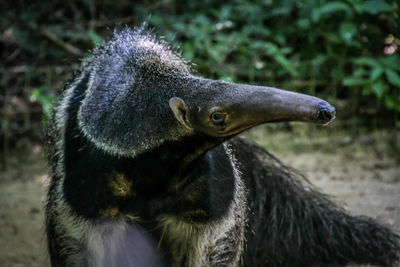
[1, 0, 399, 169]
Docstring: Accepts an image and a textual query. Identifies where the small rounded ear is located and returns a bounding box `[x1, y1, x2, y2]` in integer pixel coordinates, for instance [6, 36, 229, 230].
[169, 97, 192, 130]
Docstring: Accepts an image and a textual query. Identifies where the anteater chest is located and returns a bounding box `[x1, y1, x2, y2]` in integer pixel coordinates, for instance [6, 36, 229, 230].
[62, 137, 245, 266]
[63, 141, 236, 222]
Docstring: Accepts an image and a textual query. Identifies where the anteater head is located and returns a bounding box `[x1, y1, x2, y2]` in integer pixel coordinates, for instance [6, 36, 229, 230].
[77, 27, 335, 157]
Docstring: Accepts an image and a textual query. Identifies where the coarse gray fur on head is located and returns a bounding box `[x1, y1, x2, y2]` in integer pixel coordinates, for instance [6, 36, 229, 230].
[78, 27, 195, 157]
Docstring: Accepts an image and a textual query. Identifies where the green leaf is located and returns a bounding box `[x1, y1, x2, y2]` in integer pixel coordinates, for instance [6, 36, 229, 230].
[370, 67, 383, 81]
[219, 76, 233, 82]
[30, 88, 55, 125]
[182, 43, 195, 60]
[339, 22, 357, 42]
[347, 0, 366, 13]
[297, 18, 310, 29]
[325, 32, 342, 44]
[270, 5, 293, 16]
[384, 95, 400, 111]
[264, 42, 279, 54]
[354, 67, 368, 77]
[379, 56, 400, 71]
[312, 2, 353, 22]
[371, 80, 388, 98]
[384, 95, 395, 109]
[361, 85, 373, 96]
[342, 77, 368, 86]
[385, 69, 400, 87]
[354, 57, 381, 68]
[362, 0, 394, 15]
[88, 30, 104, 47]
[273, 54, 299, 77]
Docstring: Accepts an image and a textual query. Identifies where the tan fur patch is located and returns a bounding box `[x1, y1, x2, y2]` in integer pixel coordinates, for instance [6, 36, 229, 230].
[179, 209, 209, 223]
[109, 171, 133, 197]
[99, 207, 119, 218]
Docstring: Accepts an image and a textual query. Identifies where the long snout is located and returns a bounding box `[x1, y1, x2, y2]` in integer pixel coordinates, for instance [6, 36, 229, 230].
[218, 83, 336, 136]
[243, 85, 335, 124]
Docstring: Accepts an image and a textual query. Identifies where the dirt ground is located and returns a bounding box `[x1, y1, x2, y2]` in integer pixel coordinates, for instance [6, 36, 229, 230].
[0, 125, 399, 267]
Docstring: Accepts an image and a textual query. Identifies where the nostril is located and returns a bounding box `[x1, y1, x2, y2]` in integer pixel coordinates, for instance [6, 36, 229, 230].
[318, 110, 331, 121]
[317, 104, 336, 122]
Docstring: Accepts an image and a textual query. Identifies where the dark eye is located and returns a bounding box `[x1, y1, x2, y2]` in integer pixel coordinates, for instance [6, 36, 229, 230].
[211, 112, 225, 125]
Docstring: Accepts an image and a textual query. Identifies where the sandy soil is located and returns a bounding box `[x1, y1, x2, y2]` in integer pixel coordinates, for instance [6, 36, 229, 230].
[0, 125, 399, 267]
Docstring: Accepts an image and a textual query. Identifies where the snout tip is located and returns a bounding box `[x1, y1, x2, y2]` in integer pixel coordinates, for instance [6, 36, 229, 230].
[314, 102, 336, 125]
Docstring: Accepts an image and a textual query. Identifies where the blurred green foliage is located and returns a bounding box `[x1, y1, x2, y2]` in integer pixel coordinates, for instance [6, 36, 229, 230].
[143, 0, 400, 114]
[29, 86, 55, 124]
[1, 0, 399, 132]
[344, 56, 400, 111]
